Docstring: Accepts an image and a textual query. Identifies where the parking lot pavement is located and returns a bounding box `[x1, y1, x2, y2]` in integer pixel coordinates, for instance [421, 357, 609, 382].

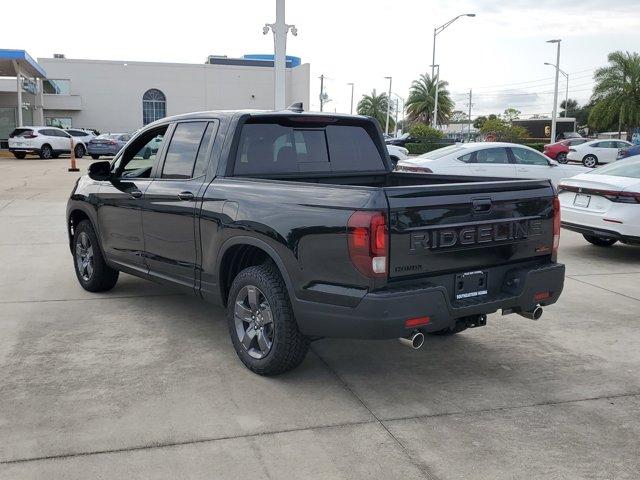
[1, 156, 639, 479]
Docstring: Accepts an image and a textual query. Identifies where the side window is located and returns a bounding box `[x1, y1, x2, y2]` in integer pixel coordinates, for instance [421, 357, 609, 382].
[593, 142, 607, 148]
[458, 152, 474, 163]
[511, 148, 549, 166]
[615, 141, 629, 148]
[115, 125, 168, 178]
[192, 122, 217, 178]
[161, 122, 208, 179]
[475, 148, 509, 164]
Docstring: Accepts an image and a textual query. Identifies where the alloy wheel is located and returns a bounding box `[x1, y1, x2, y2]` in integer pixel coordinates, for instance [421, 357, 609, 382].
[75, 232, 95, 281]
[233, 285, 274, 359]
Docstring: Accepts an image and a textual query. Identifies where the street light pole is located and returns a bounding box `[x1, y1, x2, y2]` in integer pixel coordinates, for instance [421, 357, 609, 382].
[545, 62, 569, 118]
[347, 82, 354, 115]
[547, 39, 562, 143]
[384, 76, 392, 135]
[263, 0, 297, 110]
[319, 74, 325, 112]
[430, 64, 440, 128]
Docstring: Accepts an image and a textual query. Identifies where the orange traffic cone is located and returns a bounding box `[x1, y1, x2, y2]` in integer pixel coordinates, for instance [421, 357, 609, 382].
[68, 137, 79, 172]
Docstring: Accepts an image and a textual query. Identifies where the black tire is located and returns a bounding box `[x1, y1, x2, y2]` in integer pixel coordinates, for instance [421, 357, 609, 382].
[74, 144, 85, 158]
[582, 154, 598, 168]
[227, 264, 309, 375]
[39, 144, 53, 159]
[428, 323, 468, 336]
[556, 152, 568, 163]
[13, 152, 26, 159]
[91, 154, 100, 160]
[73, 220, 119, 292]
[583, 234, 617, 247]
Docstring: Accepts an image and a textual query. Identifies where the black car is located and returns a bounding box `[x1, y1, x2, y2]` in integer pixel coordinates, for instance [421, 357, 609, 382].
[67, 108, 565, 375]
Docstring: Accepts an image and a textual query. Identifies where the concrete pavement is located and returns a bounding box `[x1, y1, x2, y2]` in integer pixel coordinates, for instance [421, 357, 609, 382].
[0, 156, 639, 479]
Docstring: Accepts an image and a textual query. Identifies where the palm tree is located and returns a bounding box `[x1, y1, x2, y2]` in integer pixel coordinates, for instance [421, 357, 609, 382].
[357, 90, 395, 131]
[560, 98, 579, 117]
[589, 51, 640, 137]
[405, 73, 454, 125]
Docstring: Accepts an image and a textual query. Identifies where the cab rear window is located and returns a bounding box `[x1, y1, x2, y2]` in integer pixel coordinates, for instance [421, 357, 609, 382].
[234, 122, 385, 175]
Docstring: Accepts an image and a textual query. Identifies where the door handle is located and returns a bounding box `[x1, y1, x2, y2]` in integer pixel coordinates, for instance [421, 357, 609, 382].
[178, 191, 195, 201]
[129, 190, 143, 198]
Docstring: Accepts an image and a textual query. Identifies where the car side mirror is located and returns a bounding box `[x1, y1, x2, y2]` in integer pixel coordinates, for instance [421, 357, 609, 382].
[548, 159, 559, 167]
[88, 161, 112, 180]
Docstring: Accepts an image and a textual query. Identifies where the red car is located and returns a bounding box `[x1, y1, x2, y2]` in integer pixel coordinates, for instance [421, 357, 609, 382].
[543, 138, 589, 163]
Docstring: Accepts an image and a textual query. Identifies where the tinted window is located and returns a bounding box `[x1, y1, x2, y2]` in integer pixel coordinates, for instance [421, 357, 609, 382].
[10, 128, 33, 138]
[475, 148, 509, 164]
[418, 145, 464, 160]
[511, 147, 549, 166]
[162, 122, 208, 179]
[234, 122, 384, 175]
[458, 152, 473, 163]
[192, 122, 217, 177]
[568, 139, 588, 146]
[116, 125, 168, 178]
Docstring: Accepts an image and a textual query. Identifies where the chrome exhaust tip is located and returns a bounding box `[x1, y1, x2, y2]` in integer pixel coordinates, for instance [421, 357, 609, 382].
[399, 331, 425, 350]
[518, 305, 543, 321]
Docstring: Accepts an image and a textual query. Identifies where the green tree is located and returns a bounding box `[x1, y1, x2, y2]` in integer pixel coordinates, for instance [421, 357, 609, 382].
[357, 90, 395, 131]
[473, 114, 498, 129]
[405, 73, 454, 125]
[480, 118, 528, 141]
[502, 108, 521, 121]
[409, 123, 444, 140]
[589, 51, 640, 137]
[560, 99, 579, 118]
[450, 110, 468, 122]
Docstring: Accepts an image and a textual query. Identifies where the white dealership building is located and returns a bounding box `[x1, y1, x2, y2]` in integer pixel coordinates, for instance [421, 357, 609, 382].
[0, 50, 310, 144]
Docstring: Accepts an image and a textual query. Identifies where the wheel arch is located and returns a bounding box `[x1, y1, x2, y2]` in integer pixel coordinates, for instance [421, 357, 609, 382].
[67, 207, 103, 255]
[216, 236, 295, 309]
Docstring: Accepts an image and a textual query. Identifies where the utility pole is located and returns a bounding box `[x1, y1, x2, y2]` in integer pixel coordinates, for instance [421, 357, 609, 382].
[547, 39, 562, 143]
[319, 74, 325, 112]
[394, 98, 399, 136]
[466, 89, 473, 142]
[384, 76, 392, 135]
[347, 82, 354, 114]
[431, 65, 439, 128]
[263, 0, 297, 110]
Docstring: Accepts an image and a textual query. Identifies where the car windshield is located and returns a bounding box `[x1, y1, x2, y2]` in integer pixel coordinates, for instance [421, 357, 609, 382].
[417, 145, 465, 160]
[589, 158, 640, 178]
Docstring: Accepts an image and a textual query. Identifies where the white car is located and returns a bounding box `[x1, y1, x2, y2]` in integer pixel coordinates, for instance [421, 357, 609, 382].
[387, 144, 408, 166]
[558, 157, 640, 247]
[65, 128, 98, 158]
[8, 126, 76, 160]
[566, 139, 633, 168]
[396, 142, 589, 186]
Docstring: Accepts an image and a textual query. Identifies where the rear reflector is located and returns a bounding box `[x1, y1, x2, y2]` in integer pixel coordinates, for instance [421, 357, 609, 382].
[405, 316, 430, 328]
[534, 291, 551, 301]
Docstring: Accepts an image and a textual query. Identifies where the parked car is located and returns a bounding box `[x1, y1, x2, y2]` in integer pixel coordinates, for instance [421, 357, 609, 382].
[386, 132, 417, 147]
[566, 139, 634, 168]
[87, 133, 132, 159]
[8, 126, 75, 159]
[396, 142, 589, 186]
[67, 109, 564, 375]
[617, 144, 640, 160]
[386, 144, 408, 166]
[559, 157, 640, 247]
[556, 131, 582, 141]
[65, 128, 98, 158]
[543, 138, 590, 163]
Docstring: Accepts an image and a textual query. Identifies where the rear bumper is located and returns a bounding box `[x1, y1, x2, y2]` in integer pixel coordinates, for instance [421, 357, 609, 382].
[9, 147, 39, 153]
[294, 263, 565, 339]
[562, 221, 640, 245]
[87, 146, 118, 155]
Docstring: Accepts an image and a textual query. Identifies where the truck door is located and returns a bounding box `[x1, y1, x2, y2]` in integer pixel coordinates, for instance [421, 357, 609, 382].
[141, 120, 218, 291]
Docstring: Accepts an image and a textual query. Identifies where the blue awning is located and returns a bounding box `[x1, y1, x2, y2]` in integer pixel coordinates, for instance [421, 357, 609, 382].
[0, 49, 47, 78]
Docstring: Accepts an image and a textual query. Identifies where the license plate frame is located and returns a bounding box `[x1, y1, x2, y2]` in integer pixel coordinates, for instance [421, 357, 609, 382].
[455, 270, 488, 300]
[573, 193, 591, 208]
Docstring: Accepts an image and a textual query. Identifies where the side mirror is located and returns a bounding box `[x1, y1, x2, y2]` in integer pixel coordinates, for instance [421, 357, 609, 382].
[88, 161, 112, 180]
[548, 159, 559, 167]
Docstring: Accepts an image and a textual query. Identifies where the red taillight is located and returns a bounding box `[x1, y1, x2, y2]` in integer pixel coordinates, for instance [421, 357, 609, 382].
[405, 316, 430, 328]
[552, 195, 561, 262]
[107, 140, 117, 145]
[534, 291, 551, 301]
[348, 211, 388, 277]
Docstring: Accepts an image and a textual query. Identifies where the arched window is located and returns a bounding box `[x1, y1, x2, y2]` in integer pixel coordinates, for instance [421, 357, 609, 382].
[142, 89, 166, 125]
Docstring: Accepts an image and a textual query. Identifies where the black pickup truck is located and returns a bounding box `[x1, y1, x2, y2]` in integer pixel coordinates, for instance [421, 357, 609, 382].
[67, 108, 565, 375]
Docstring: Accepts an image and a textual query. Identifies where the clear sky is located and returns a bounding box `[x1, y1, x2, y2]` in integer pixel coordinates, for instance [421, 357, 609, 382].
[5, 0, 639, 118]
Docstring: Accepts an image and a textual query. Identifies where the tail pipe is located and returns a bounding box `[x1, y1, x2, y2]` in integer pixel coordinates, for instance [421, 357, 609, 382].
[518, 304, 543, 320]
[399, 331, 425, 350]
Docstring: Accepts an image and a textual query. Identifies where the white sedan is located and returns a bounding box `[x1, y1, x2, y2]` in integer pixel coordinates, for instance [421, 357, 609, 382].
[396, 142, 589, 186]
[558, 157, 640, 247]
[566, 139, 633, 168]
[386, 144, 408, 166]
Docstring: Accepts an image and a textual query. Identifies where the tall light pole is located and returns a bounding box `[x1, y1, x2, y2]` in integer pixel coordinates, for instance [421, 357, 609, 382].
[263, 0, 297, 110]
[391, 92, 405, 135]
[347, 82, 354, 114]
[384, 76, 392, 135]
[545, 62, 569, 117]
[432, 13, 475, 80]
[547, 39, 561, 142]
[431, 64, 440, 127]
[319, 74, 325, 111]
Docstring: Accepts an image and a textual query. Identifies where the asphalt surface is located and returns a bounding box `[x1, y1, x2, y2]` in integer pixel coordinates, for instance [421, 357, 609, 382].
[1, 155, 639, 479]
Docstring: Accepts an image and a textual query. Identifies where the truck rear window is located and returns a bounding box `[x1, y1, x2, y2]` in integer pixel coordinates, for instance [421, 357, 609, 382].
[234, 123, 385, 175]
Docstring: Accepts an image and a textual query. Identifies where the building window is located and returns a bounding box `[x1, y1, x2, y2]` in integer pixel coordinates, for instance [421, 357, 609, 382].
[142, 89, 166, 125]
[43, 79, 71, 95]
[45, 117, 72, 128]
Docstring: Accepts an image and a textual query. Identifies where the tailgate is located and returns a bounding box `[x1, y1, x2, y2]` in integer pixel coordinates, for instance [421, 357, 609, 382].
[385, 180, 555, 279]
